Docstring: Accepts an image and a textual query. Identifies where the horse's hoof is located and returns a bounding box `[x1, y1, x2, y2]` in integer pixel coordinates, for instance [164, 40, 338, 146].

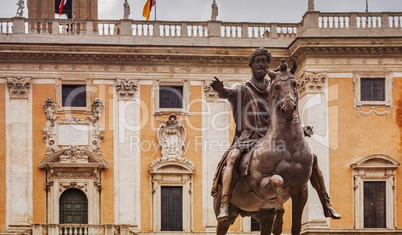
[325, 206, 341, 219]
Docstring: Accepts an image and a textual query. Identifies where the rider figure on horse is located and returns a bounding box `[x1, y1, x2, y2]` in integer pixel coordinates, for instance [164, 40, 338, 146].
[210, 47, 341, 222]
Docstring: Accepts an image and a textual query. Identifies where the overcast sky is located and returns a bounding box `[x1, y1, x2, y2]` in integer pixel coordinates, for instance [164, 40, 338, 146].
[2, 0, 402, 23]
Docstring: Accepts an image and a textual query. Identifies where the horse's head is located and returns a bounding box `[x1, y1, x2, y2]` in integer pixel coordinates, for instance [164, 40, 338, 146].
[268, 59, 298, 122]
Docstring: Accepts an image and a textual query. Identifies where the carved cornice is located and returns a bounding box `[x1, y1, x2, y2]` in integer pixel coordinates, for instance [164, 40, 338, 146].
[297, 71, 327, 97]
[291, 45, 402, 59]
[6, 77, 31, 99]
[115, 79, 138, 100]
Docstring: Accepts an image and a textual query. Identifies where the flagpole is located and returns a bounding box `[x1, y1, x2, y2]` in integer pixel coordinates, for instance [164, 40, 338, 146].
[154, 0, 156, 20]
[366, 0, 368, 13]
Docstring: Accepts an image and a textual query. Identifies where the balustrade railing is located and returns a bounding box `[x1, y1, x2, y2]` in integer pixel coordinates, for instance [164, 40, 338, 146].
[0, 18, 13, 34]
[318, 13, 351, 28]
[389, 13, 402, 28]
[0, 12, 401, 40]
[317, 12, 402, 29]
[31, 224, 120, 235]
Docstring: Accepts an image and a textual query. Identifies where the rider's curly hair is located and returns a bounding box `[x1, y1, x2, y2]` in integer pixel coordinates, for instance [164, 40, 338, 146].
[248, 47, 272, 67]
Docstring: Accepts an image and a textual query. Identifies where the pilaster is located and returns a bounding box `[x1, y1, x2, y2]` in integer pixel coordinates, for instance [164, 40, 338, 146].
[202, 81, 231, 232]
[114, 78, 141, 229]
[297, 72, 330, 229]
[5, 77, 33, 229]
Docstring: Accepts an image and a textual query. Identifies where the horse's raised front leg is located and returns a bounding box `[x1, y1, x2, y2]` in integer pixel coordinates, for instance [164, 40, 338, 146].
[271, 174, 284, 235]
[290, 183, 308, 235]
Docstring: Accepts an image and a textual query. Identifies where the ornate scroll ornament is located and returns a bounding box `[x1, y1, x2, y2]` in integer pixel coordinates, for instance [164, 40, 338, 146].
[43, 98, 58, 122]
[115, 79, 138, 100]
[90, 98, 104, 121]
[59, 146, 88, 163]
[7, 77, 31, 99]
[151, 114, 194, 169]
[297, 71, 326, 97]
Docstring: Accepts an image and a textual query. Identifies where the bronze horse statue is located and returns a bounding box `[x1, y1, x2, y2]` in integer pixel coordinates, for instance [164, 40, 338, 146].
[213, 60, 315, 235]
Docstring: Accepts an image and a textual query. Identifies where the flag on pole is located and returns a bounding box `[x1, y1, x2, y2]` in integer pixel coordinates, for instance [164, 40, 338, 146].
[59, 0, 67, 15]
[142, 0, 155, 21]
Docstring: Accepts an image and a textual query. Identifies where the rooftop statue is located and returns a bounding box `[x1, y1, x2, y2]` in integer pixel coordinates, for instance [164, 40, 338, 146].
[308, 0, 315, 11]
[210, 48, 340, 235]
[123, 0, 130, 19]
[211, 0, 218, 21]
[16, 0, 24, 17]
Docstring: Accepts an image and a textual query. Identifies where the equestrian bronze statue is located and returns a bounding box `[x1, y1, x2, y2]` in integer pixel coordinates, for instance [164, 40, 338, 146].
[210, 47, 340, 235]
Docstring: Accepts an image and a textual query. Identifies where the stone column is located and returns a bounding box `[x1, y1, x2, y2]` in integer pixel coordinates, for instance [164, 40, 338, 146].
[202, 83, 231, 232]
[6, 77, 32, 229]
[114, 79, 141, 230]
[297, 72, 330, 229]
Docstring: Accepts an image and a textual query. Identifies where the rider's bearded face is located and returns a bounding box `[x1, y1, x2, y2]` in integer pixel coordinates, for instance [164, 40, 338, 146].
[251, 55, 269, 80]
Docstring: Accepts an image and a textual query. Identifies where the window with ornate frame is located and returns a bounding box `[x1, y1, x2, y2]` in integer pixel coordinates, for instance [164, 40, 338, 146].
[152, 80, 190, 115]
[353, 72, 392, 108]
[351, 154, 400, 229]
[56, 78, 93, 112]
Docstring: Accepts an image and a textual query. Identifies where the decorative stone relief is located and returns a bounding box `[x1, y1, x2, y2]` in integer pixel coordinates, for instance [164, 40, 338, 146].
[115, 79, 138, 100]
[59, 146, 89, 163]
[43, 98, 105, 155]
[297, 71, 326, 97]
[204, 81, 219, 101]
[90, 98, 104, 121]
[7, 77, 31, 99]
[151, 114, 194, 169]
[43, 98, 58, 122]
[59, 182, 88, 192]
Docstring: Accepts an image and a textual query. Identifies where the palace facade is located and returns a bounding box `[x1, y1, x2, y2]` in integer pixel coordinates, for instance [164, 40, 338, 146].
[1, 0, 402, 234]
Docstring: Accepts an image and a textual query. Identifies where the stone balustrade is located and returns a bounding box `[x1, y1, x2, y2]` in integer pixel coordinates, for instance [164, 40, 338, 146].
[31, 224, 132, 235]
[0, 11, 401, 47]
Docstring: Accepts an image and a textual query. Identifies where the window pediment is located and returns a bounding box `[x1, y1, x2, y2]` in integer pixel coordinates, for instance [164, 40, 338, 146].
[39, 147, 110, 169]
[351, 154, 400, 170]
[150, 160, 194, 175]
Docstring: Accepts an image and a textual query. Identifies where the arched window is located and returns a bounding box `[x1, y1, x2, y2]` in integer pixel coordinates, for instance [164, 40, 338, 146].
[59, 189, 88, 224]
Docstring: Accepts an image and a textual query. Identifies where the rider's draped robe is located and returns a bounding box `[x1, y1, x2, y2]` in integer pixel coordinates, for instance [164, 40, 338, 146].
[211, 79, 270, 198]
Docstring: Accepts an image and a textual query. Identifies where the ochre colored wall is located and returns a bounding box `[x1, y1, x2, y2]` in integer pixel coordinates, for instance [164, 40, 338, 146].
[32, 84, 54, 223]
[0, 84, 6, 230]
[184, 85, 203, 231]
[93, 84, 114, 224]
[140, 85, 154, 231]
[140, 85, 204, 231]
[328, 77, 402, 228]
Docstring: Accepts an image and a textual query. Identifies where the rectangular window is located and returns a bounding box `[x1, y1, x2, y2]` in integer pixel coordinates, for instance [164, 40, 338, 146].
[62, 85, 87, 107]
[251, 217, 260, 231]
[159, 86, 183, 109]
[361, 78, 385, 101]
[161, 186, 182, 231]
[364, 181, 386, 228]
